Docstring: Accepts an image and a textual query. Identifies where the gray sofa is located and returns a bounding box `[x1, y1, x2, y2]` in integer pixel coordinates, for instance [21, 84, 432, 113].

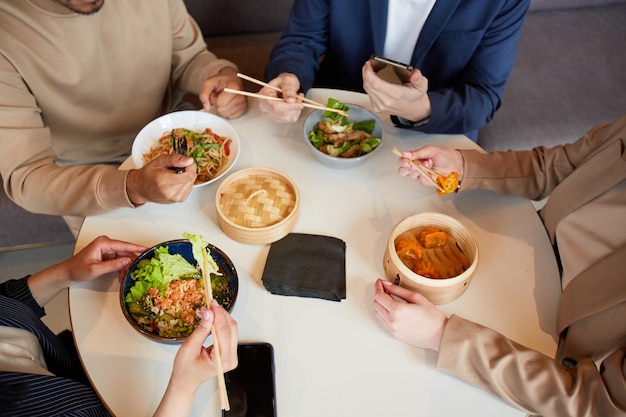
[183, 0, 292, 91]
[478, 0, 626, 151]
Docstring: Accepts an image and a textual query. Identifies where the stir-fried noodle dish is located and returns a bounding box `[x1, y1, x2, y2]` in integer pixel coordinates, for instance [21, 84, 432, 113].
[142, 127, 232, 184]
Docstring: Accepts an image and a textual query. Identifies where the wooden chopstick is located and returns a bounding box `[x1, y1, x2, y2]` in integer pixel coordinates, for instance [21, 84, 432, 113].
[235, 73, 349, 117]
[224, 87, 349, 117]
[236, 72, 328, 108]
[392, 147, 446, 193]
[202, 252, 230, 411]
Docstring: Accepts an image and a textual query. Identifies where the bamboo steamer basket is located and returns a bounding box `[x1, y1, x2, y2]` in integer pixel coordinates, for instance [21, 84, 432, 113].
[216, 168, 300, 244]
[383, 212, 479, 304]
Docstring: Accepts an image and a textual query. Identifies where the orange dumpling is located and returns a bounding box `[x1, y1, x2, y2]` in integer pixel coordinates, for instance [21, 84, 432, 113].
[436, 172, 459, 196]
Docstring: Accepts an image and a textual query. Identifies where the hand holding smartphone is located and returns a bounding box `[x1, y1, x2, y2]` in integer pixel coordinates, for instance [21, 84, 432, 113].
[369, 54, 414, 84]
[223, 342, 277, 417]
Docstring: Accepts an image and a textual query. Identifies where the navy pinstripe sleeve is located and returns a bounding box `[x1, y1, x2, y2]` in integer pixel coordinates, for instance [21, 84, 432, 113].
[0, 276, 45, 317]
[0, 373, 111, 417]
[0, 278, 111, 416]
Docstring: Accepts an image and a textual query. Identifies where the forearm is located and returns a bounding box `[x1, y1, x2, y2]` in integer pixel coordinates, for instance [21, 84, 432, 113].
[26, 261, 74, 307]
[0, 277, 46, 318]
[458, 148, 563, 200]
[416, 87, 497, 135]
[5, 160, 134, 216]
[437, 316, 626, 416]
[153, 378, 198, 417]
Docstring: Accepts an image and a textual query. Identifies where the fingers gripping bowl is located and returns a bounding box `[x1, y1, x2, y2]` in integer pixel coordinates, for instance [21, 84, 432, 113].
[131, 110, 240, 187]
[120, 239, 238, 342]
[383, 212, 479, 305]
[303, 102, 383, 169]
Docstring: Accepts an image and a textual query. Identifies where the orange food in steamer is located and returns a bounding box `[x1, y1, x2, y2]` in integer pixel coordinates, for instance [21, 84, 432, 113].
[394, 226, 470, 279]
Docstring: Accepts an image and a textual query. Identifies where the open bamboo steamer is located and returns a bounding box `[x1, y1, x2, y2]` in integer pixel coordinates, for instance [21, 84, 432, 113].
[215, 167, 300, 244]
[383, 212, 479, 304]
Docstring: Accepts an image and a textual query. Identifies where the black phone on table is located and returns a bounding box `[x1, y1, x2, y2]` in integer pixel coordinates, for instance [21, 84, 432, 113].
[223, 342, 277, 417]
[369, 54, 414, 84]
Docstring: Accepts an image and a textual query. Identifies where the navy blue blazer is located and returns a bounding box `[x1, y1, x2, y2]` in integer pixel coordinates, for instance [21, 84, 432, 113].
[0, 278, 110, 417]
[265, 0, 530, 137]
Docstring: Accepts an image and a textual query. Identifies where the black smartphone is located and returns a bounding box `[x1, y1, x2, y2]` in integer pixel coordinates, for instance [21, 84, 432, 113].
[223, 342, 277, 417]
[369, 54, 414, 84]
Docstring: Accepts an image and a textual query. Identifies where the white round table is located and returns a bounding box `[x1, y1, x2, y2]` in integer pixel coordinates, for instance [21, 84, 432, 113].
[70, 89, 561, 417]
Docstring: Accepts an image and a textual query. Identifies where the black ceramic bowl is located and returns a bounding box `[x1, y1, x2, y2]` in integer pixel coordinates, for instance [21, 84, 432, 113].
[120, 239, 238, 342]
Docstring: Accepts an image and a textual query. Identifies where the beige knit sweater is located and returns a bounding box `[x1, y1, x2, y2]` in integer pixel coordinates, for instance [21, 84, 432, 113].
[0, 0, 237, 215]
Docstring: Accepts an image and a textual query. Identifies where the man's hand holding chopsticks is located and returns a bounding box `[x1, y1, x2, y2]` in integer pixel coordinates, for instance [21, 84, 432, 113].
[258, 72, 306, 123]
[199, 67, 249, 119]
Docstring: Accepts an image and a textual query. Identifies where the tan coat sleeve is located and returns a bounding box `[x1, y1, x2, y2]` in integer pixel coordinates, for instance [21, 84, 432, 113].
[437, 315, 626, 416]
[459, 115, 626, 201]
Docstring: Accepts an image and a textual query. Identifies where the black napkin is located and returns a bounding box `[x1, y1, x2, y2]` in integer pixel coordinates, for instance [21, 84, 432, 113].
[262, 233, 346, 302]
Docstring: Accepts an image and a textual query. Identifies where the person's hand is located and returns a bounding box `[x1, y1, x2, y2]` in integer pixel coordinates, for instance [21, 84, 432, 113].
[64, 235, 147, 284]
[397, 146, 465, 189]
[362, 60, 431, 122]
[126, 153, 197, 206]
[28, 236, 147, 306]
[258, 73, 305, 123]
[171, 301, 238, 389]
[373, 279, 448, 351]
[198, 67, 248, 119]
[154, 301, 238, 417]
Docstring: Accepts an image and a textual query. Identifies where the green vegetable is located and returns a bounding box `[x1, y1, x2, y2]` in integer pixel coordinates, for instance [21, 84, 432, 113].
[309, 129, 326, 149]
[323, 98, 350, 121]
[183, 231, 219, 276]
[125, 245, 198, 303]
[183, 231, 230, 306]
[361, 138, 381, 153]
[352, 120, 375, 134]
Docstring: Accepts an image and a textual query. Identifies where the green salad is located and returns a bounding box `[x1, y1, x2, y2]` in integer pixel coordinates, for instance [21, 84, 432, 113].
[308, 98, 381, 158]
[124, 232, 231, 338]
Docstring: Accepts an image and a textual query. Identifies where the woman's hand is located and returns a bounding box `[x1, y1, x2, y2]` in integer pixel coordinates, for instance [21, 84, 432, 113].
[373, 279, 448, 352]
[258, 73, 305, 123]
[65, 236, 147, 284]
[28, 236, 147, 306]
[397, 146, 465, 189]
[154, 300, 238, 417]
[170, 301, 238, 389]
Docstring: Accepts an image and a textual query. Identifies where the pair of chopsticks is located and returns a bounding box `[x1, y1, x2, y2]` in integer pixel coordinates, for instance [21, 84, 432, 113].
[392, 147, 446, 193]
[224, 73, 349, 117]
[201, 252, 230, 411]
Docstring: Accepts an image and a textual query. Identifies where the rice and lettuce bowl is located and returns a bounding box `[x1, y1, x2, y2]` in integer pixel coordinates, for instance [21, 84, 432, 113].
[121, 234, 237, 341]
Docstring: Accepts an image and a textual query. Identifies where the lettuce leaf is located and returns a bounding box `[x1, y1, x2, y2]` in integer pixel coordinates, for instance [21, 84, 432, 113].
[183, 231, 219, 276]
[323, 98, 350, 122]
[352, 119, 375, 134]
[126, 245, 198, 303]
